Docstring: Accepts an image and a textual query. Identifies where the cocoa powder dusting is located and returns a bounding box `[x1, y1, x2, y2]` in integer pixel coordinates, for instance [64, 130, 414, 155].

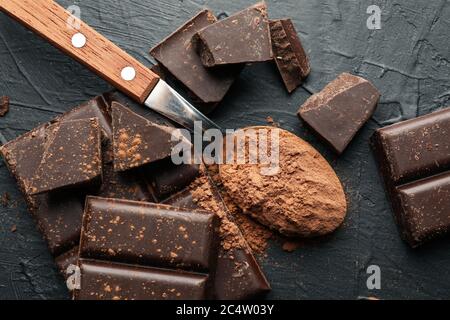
[189, 171, 247, 251]
[208, 165, 272, 254]
[219, 126, 347, 238]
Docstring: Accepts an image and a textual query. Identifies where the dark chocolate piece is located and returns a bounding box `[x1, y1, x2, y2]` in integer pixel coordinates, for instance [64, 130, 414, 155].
[371, 107, 450, 247]
[0, 95, 9, 117]
[372, 108, 450, 185]
[163, 180, 271, 300]
[27, 191, 85, 256]
[97, 160, 151, 202]
[112, 102, 183, 172]
[142, 158, 200, 201]
[193, 2, 272, 67]
[150, 10, 241, 105]
[0, 96, 112, 257]
[299, 73, 380, 154]
[76, 260, 209, 300]
[270, 19, 310, 93]
[396, 172, 450, 246]
[76, 196, 219, 300]
[80, 197, 219, 272]
[55, 246, 79, 276]
[28, 118, 102, 195]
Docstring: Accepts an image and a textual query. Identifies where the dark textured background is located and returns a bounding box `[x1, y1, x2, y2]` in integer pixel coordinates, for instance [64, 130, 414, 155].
[0, 0, 449, 300]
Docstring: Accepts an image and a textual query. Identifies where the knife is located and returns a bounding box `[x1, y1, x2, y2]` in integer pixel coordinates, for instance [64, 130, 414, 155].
[0, 0, 221, 131]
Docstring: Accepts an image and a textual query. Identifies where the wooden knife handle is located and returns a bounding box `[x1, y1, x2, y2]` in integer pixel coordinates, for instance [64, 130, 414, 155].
[0, 0, 159, 103]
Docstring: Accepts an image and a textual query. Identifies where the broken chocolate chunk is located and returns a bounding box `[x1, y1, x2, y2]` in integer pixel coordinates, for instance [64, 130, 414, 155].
[112, 102, 185, 172]
[150, 10, 241, 105]
[270, 19, 310, 93]
[299, 73, 380, 154]
[193, 2, 272, 67]
[28, 118, 102, 195]
[0, 95, 9, 117]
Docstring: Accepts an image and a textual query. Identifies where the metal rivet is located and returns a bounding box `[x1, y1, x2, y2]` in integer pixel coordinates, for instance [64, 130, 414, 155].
[121, 67, 136, 81]
[71, 33, 86, 48]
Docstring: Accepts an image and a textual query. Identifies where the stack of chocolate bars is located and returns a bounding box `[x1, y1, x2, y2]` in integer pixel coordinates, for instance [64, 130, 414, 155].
[0, 91, 270, 300]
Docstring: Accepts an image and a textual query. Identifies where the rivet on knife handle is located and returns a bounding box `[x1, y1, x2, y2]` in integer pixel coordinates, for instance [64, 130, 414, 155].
[0, 0, 159, 104]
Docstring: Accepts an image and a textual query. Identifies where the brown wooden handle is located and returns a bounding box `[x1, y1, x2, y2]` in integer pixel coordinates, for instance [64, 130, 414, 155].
[0, 0, 159, 103]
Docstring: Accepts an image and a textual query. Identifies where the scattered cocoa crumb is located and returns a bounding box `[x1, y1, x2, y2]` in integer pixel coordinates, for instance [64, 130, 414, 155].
[0, 96, 9, 117]
[282, 240, 301, 252]
[10, 224, 17, 233]
[265, 116, 279, 127]
[1, 192, 11, 207]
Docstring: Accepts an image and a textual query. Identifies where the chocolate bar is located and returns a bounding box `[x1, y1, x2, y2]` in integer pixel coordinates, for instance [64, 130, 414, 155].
[270, 19, 310, 93]
[112, 102, 182, 172]
[193, 2, 272, 67]
[164, 173, 271, 300]
[28, 118, 102, 195]
[299, 73, 380, 154]
[150, 10, 241, 105]
[371, 107, 450, 247]
[76, 196, 220, 300]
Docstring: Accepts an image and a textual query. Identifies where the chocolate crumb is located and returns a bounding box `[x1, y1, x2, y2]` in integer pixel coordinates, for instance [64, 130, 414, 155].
[282, 240, 301, 252]
[1, 192, 11, 207]
[0, 96, 9, 117]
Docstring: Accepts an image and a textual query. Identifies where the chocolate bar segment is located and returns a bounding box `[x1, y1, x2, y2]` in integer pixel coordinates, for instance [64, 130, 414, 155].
[371, 107, 450, 247]
[150, 10, 241, 104]
[395, 172, 450, 246]
[193, 2, 272, 67]
[28, 118, 102, 195]
[270, 19, 310, 93]
[77, 260, 209, 300]
[371, 108, 450, 185]
[299, 73, 380, 154]
[80, 197, 219, 272]
[112, 102, 182, 172]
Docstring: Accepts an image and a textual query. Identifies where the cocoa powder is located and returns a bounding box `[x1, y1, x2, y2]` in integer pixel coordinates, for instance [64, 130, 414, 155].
[189, 170, 247, 251]
[219, 126, 347, 237]
[208, 164, 272, 254]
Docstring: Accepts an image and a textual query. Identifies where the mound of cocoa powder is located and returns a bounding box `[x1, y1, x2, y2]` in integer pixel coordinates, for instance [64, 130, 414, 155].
[219, 126, 347, 238]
